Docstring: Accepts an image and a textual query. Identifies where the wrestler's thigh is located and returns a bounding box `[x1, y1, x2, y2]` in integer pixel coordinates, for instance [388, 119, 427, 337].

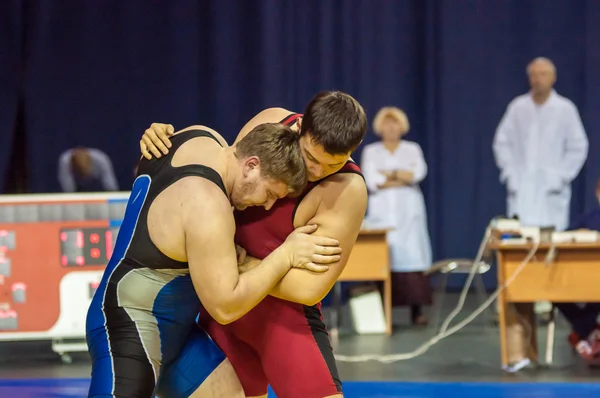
[259, 311, 342, 398]
[87, 307, 161, 397]
[157, 327, 242, 398]
[202, 316, 269, 397]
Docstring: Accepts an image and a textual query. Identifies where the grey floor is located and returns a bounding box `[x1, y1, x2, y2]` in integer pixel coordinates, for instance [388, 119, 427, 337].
[0, 293, 598, 382]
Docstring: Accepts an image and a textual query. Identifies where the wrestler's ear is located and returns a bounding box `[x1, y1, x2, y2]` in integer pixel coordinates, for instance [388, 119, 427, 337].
[242, 156, 260, 177]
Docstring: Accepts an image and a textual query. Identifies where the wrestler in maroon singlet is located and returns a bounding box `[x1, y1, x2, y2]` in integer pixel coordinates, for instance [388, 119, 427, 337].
[198, 114, 363, 398]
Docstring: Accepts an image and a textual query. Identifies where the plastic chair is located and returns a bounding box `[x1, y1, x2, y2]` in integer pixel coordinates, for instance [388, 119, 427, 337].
[427, 258, 494, 334]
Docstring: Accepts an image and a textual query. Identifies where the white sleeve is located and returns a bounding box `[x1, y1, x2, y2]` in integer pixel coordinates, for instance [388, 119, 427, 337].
[492, 103, 517, 191]
[549, 103, 588, 189]
[410, 143, 428, 184]
[58, 152, 76, 192]
[95, 152, 119, 191]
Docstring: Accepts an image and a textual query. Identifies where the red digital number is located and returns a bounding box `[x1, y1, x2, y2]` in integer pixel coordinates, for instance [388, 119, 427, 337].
[90, 233, 100, 244]
[90, 248, 101, 259]
[105, 230, 113, 260]
[76, 231, 84, 249]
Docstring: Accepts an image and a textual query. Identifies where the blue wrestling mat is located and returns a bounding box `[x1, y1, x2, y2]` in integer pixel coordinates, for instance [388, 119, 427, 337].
[1, 379, 600, 398]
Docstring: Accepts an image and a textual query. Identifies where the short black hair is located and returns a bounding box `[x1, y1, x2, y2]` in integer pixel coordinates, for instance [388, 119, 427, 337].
[301, 91, 367, 155]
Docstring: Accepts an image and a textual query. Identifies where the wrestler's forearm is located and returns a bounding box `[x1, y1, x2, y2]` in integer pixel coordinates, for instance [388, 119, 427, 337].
[205, 248, 291, 324]
[268, 269, 336, 306]
[243, 255, 325, 304]
[269, 177, 367, 306]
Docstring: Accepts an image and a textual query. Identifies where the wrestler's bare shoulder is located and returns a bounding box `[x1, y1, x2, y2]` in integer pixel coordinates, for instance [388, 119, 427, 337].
[253, 108, 294, 123]
[236, 108, 296, 143]
[311, 172, 367, 201]
[170, 125, 229, 173]
[294, 173, 366, 225]
[162, 175, 231, 215]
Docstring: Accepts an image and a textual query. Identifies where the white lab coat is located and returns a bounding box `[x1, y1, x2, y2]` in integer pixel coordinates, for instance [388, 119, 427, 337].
[493, 90, 588, 231]
[361, 140, 432, 272]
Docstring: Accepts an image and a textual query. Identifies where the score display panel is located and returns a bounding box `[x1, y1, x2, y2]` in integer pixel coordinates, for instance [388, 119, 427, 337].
[0, 193, 129, 334]
[60, 227, 120, 267]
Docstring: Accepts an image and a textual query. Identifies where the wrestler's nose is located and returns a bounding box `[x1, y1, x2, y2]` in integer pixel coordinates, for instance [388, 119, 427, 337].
[263, 198, 275, 211]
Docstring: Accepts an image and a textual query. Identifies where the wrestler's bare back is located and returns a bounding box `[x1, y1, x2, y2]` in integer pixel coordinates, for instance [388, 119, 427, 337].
[146, 125, 232, 262]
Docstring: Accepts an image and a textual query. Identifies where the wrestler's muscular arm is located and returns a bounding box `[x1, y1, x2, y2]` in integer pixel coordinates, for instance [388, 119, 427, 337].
[234, 108, 293, 143]
[269, 173, 368, 306]
[183, 179, 340, 324]
[138, 118, 365, 306]
[139, 108, 293, 159]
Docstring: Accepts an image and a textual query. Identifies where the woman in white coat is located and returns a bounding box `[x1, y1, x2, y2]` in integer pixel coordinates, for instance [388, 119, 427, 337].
[361, 107, 432, 325]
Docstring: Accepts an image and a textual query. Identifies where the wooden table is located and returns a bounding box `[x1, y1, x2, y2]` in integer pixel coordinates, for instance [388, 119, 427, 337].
[494, 241, 600, 367]
[334, 229, 392, 335]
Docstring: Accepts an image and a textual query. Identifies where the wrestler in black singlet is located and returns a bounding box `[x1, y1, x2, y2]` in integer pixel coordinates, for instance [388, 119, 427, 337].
[86, 130, 227, 398]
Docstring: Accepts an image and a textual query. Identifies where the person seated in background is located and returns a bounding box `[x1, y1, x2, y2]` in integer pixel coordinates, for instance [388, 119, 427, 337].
[58, 147, 118, 192]
[360, 106, 432, 326]
[555, 178, 600, 363]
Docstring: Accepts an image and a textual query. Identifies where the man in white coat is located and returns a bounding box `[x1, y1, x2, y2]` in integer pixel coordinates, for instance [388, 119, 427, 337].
[493, 57, 588, 370]
[493, 57, 588, 231]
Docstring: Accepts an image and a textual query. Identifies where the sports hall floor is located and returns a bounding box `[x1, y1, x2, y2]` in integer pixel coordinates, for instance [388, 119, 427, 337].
[1, 294, 599, 397]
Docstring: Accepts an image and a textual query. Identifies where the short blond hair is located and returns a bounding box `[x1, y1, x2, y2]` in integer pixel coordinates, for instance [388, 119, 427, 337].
[235, 123, 307, 196]
[372, 107, 410, 135]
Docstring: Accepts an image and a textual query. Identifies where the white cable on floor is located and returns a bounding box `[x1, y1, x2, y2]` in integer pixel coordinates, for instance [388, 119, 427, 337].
[437, 224, 493, 336]
[335, 224, 540, 364]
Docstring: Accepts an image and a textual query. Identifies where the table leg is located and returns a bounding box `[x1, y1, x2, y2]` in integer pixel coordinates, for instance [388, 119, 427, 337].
[497, 251, 509, 367]
[498, 287, 508, 367]
[545, 307, 556, 365]
[384, 275, 392, 335]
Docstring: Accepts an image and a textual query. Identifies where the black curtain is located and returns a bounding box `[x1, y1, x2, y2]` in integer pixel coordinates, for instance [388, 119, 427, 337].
[1, 0, 599, 279]
[0, 0, 24, 192]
